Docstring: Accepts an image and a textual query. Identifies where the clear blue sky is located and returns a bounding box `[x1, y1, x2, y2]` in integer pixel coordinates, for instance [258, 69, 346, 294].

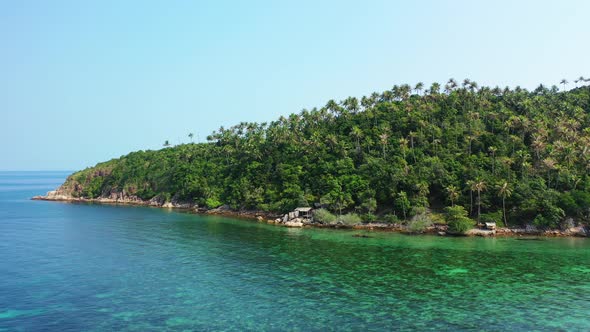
[1, 0, 589, 170]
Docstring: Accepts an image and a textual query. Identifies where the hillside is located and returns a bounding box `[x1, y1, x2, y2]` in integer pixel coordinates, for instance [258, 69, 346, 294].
[51, 80, 590, 228]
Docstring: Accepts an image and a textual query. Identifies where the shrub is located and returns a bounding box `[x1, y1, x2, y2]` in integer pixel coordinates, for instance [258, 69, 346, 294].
[480, 211, 503, 227]
[362, 213, 376, 223]
[532, 203, 564, 229]
[313, 208, 336, 224]
[445, 206, 475, 234]
[559, 190, 590, 220]
[205, 197, 223, 209]
[572, 190, 590, 220]
[429, 212, 446, 225]
[411, 206, 427, 216]
[384, 214, 399, 224]
[81, 176, 104, 199]
[338, 213, 362, 225]
[394, 191, 411, 219]
[558, 192, 577, 217]
[406, 213, 433, 233]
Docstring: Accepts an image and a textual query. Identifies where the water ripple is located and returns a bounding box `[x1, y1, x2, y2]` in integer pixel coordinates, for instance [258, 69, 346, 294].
[1, 174, 590, 330]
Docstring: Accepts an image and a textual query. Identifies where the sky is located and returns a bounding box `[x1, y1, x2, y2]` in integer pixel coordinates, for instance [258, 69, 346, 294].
[1, 0, 589, 170]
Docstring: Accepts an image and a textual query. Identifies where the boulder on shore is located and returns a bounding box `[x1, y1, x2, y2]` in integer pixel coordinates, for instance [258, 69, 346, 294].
[284, 218, 303, 227]
[565, 226, 588, 237]
[465, 228, 496, 237]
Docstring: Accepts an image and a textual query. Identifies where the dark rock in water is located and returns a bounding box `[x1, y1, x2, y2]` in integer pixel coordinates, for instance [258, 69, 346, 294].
[353, 234, 372, 238]
[516, 237, 544, 241]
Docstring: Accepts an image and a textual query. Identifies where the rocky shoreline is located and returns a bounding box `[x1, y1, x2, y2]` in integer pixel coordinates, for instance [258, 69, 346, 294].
[32, 190, 588, 238]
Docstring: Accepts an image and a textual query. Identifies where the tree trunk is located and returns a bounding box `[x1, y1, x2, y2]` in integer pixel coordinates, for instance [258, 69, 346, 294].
[492, 155, 495, 175]
[410, 137, 417, 163]
[470, 190, 473, 216]
[477, 191, 481, 223]
[503, 196, 507, 226]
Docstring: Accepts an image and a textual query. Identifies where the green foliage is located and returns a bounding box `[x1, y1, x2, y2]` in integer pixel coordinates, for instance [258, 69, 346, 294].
[313, 208, 336, 224]
[361, 195, 377, 214]
[362, 213, 377, 222]
[533, 203, 565, 229]
[558, 191, 590, 221]
[338, 213, 362, 225]
[384, 214, 399, 224]
[159, 192, 172, 203]
[57, 83, 590, 228]
[480, 211, 503, 227]
[205, 197, 223, 209]
[445, 206, 475, 234]
[81, 176, 104, 199]
[429, 212, 447, 225]
[394, 191, 411, 220]
[406, 213, 433, 233]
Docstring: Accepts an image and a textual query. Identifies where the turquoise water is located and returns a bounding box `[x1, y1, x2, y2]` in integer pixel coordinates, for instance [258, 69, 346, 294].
[1, 172, 590, 331]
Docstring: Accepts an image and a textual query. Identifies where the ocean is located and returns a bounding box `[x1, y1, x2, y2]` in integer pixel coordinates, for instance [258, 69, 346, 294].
[1, 171, 589, 331]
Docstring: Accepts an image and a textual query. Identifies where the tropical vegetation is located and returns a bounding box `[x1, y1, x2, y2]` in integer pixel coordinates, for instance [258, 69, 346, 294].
[61, 78, 590, 229]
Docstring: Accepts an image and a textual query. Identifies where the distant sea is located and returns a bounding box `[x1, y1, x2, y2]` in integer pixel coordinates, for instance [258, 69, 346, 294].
[1, 171, 589, 331]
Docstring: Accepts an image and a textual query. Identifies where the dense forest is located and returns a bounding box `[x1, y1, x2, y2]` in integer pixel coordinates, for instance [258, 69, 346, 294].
[61, 78, 590, 229]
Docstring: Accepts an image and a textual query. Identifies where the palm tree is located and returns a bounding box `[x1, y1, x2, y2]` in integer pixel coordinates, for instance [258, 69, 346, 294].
[341, 97, 359, 115]
[414, 82, 424, 95]
[491, 86, 502, 96]
[466, 180, 475, 215]
[351, 126, 363, 154]
[445, 78, 457, 93]
[163, 140, 170, 148]
[498, 182, 512, 226]
[466, 135, 473, 156]
[575, 76, 585, 87]
[543, 157, 557, 188]
[515, 150, 531, 179]
[379, 132, 389, 158]
[360, 96, 373, 110]
[560, 79, 568, 91]
[188, 133, 194, 142]
[415, 182, 430, 206]
[398, 137, 409, 160]
[531, 136, 546, 160]
[488, 146, 498, 175]
[408, 131, 417, 163]
[429, 82, 441, 95]
[462, 78, 471, 89]
[325, 134, 338, 153]
[400, 84, 412, 100]
[471, 180, 486, 223]
[446, 185, 459, 207]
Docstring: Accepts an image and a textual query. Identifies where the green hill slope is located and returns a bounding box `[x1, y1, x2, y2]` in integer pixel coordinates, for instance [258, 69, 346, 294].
[58, 81, 590, 228]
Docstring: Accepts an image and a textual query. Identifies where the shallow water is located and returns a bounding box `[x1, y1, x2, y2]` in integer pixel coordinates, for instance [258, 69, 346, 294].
[1, 171, 589, 331]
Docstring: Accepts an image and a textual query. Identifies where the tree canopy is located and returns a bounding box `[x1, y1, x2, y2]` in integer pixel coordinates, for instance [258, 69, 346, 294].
[61, 80, 590, 228]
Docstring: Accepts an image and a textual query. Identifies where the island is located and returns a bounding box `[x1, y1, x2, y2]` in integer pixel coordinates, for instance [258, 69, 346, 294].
[35, 79, 590, 237]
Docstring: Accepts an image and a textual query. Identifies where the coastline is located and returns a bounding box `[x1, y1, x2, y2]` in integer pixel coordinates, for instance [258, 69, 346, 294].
[32, 191, 589, 238]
